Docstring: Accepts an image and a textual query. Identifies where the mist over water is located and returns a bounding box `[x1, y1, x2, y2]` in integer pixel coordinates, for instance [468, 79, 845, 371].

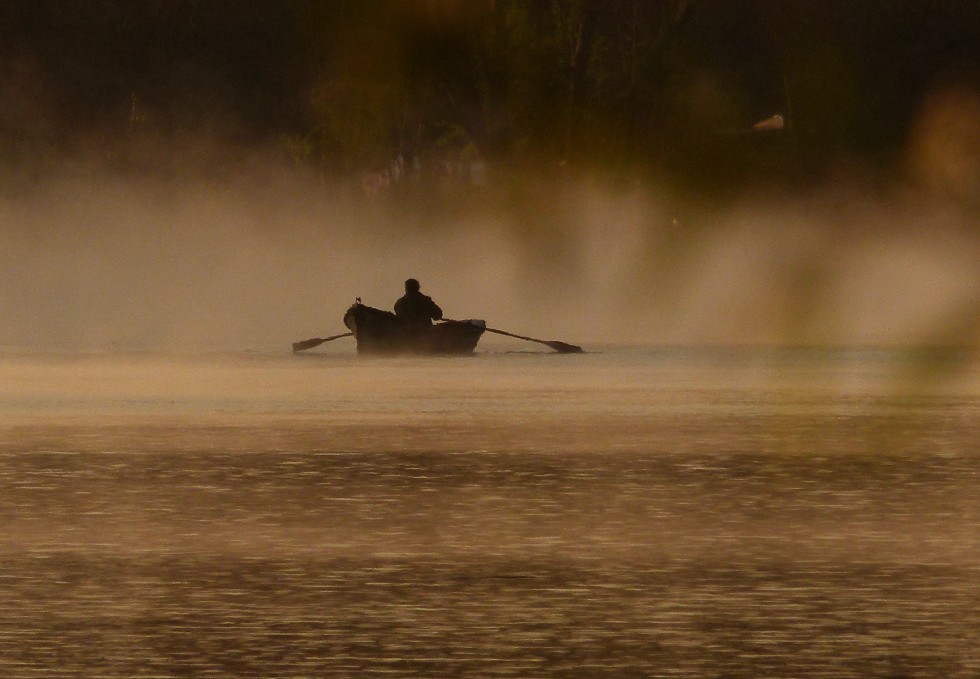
[1, 159, 978, 675]
[1, 154, 978, 353]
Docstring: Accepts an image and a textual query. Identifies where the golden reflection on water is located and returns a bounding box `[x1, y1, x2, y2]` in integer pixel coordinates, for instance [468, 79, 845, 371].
[0, 349, 977, 677]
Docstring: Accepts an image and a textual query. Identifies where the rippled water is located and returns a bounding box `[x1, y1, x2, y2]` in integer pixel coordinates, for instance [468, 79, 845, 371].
[0, 347, 977, 677]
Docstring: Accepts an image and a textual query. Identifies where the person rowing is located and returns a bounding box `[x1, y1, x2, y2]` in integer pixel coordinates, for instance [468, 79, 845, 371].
[394, 278, 443, 327]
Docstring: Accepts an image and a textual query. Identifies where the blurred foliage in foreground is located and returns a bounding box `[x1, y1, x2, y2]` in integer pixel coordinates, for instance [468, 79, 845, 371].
[1, 0, 978, 197]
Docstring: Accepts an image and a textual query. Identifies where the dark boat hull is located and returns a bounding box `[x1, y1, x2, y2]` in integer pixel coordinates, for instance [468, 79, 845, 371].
[343, 303, 485, 355]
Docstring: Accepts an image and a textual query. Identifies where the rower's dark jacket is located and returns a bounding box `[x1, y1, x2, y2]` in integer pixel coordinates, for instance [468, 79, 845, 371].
[394, 291, 443, 326]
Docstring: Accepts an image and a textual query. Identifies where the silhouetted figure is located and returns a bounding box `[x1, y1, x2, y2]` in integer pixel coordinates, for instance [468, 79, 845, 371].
[394, 278, 443, 327]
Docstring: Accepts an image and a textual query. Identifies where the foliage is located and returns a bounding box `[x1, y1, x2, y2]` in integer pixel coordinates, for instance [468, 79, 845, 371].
[1, 0, 978, 190]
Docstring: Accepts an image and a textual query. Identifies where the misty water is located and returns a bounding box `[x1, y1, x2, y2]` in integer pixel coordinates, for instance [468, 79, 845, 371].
[0, 344, 977, 677]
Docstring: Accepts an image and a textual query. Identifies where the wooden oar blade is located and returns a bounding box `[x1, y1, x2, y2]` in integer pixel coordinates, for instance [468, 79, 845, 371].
[545, 340, 584, 354]
[291, 332, 353, 353]
[292, 337, 327, 353]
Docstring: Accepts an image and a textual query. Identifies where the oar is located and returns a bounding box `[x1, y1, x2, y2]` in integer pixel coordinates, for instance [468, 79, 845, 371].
[483, 326, 583, 353]
[443, 319, 583, 353]
[291, 332, 353, 353]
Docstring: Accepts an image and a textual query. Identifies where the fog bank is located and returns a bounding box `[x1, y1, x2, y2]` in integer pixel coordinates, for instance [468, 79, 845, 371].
[0, 160, 977, 352]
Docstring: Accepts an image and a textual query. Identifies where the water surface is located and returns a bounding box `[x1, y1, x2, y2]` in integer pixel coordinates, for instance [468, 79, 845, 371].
[0, 347, 977, 677]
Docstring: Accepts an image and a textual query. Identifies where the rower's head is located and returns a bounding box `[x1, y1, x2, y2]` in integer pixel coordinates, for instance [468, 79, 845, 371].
[405, 278, 420, 293]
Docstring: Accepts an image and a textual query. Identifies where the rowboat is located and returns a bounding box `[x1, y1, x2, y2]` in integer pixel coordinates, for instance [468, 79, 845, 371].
[343, 302, 486, 355]
[292, 303, 581, 355]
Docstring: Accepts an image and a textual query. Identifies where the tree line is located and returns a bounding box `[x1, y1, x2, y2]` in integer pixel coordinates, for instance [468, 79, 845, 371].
[1, 0, 978, 191]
